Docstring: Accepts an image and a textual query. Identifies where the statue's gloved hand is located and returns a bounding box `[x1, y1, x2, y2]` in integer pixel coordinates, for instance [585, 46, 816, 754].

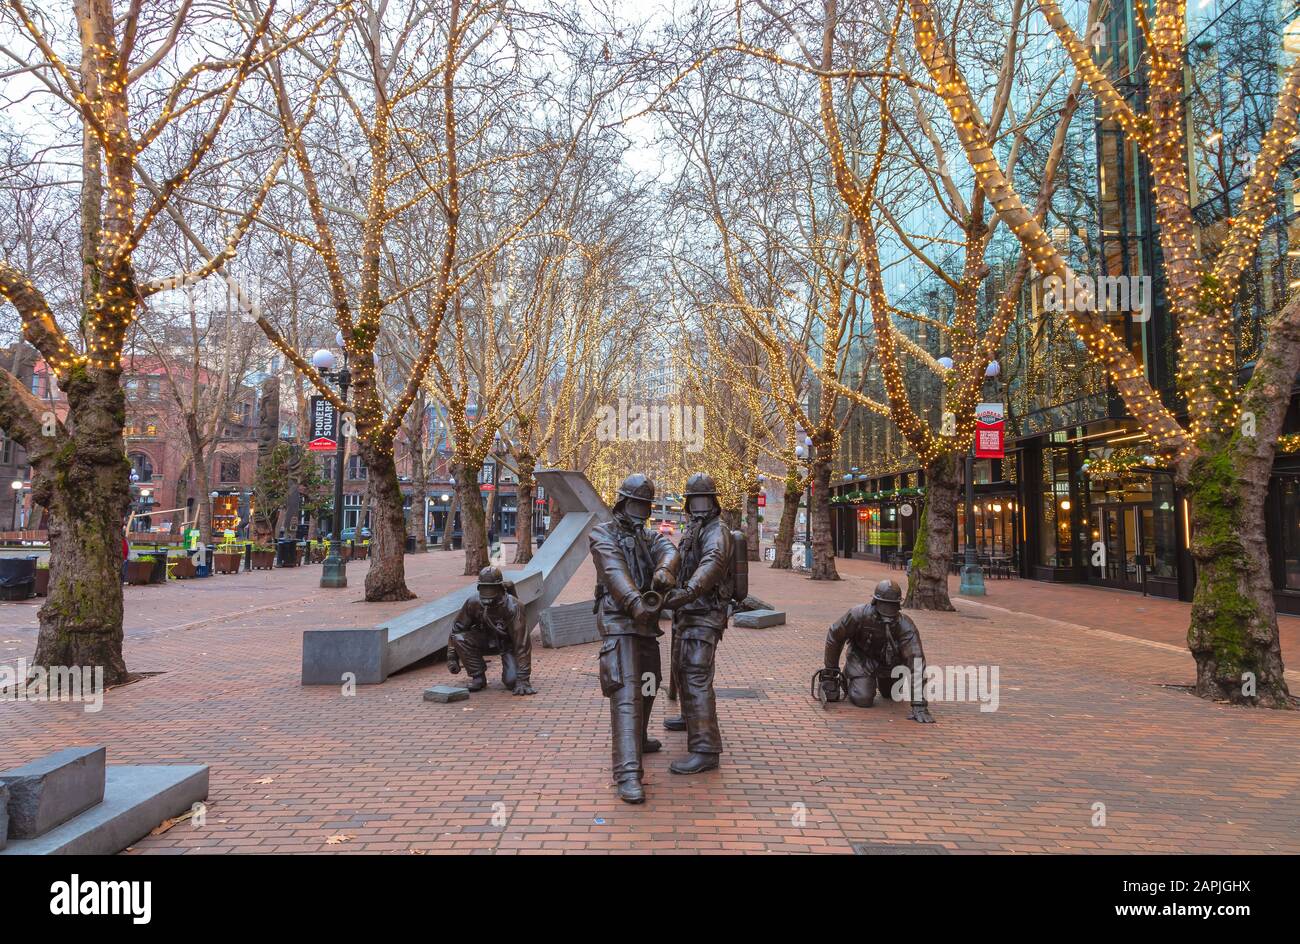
[908, 705, 935, 724]
[662, 589, 690, 610]
[447, 649, 461, 674]
[629, 597, 654, 622]
[512, 680, 536, 696]
[652, 568, 676, 592]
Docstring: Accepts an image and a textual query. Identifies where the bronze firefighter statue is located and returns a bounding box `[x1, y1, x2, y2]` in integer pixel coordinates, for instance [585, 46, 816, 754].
[448, 566, 536, 695]
[661, 472, 734, 774]
[815, 579, 935, 723]
[589, 473, 679, 804]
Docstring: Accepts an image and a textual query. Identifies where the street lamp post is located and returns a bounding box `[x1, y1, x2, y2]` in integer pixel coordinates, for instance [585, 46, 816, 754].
[313, 343, 351, 589]
[10, 479, 23, 531]
[960, 361, 1000, 597]
[491, 431, 510, 552]
[795, 434, 813, 570]
[959, 447, 985, 596]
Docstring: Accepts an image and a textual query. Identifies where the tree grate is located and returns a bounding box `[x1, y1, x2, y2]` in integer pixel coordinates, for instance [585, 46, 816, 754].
[852, 842, 949, 855]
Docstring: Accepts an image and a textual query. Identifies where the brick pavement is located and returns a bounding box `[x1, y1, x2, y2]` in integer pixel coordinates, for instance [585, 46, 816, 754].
[1, 548, 1297, 854]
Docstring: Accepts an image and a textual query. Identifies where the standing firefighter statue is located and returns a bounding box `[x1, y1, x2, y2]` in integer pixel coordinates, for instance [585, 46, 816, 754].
[814, 579, 935, 723]
[589, 473, 679, 804]
[448, 566, 536, 695]
[661, 472, 736, 774]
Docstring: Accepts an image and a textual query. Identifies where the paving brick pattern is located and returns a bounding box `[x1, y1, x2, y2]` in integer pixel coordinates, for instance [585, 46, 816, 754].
[2, 549, 1297, 854]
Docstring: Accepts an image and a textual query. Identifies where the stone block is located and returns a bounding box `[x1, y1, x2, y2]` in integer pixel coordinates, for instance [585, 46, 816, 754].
[0, 746, 106, 839]
[424, 685, 469, 703]
[302, 627, 389, 685]
[0, 765, 208, 856]
[732, 608, 786, 629]
[539, 601, 602, 648]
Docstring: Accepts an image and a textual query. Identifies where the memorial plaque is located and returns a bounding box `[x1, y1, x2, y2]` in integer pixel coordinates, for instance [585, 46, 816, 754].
[539, 601, 602, 648]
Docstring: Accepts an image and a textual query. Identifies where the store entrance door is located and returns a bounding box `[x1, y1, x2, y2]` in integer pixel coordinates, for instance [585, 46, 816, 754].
[1089, 503, 1153, 591]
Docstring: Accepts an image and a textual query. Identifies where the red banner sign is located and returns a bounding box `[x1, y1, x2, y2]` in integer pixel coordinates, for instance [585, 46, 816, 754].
[307, 436, 336, 452]
[974, 402, 1005, 459]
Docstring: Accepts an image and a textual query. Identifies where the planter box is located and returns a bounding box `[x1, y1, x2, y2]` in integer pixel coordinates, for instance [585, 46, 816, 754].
[125, 560, 155, 585]
[213, 552, 242, 575]
[353, 545, 368, 561]
[33, 568, 49, 595]
[171, 556, 197, 579]
[250, 550, 275, 570]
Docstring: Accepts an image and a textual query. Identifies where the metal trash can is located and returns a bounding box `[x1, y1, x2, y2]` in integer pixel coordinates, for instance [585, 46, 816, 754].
[0, 556, 36, 600]
[276, 539, 299, 568]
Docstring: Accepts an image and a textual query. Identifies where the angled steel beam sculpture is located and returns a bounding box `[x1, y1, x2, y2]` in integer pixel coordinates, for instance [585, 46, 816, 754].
[302, 469, 610, 685]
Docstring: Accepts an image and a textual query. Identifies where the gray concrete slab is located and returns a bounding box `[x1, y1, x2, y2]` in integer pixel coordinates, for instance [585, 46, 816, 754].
[0, 765, 208, 856]
[732, 608, 787, 628]
[303, 469, 610, 684]
[539, 600, 601, 648]
[423, 685, 469, 703]
[0, 745, 105, 839]
[301, 627, 389, 685]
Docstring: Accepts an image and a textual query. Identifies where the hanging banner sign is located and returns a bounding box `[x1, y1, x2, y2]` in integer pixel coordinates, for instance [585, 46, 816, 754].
[308, 396, 338, 452]
[757, 494, 766, 508]
[974, 402, 1005, 459]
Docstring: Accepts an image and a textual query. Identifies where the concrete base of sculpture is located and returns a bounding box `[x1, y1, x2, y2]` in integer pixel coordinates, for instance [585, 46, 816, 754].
[539, 601, 601, 648]
[302, 470, 611, 685]
[733, 609, 786, 628]
[1, 766, 208, 856]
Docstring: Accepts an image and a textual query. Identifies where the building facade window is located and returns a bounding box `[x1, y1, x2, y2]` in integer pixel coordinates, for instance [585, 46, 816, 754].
[219, 456, 241, 483]
[129, 452, 154, 483]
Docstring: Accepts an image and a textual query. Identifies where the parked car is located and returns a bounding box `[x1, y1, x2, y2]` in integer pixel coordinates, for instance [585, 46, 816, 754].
[657, 520, 676, 536]
[339, 527, 371, 542]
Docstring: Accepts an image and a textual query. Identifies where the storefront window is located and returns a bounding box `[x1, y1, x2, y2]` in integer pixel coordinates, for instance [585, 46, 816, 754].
[1039, 447, 1074, 567]
[1279, 478, 1300, 591]
[1150, 475, 1178, 579]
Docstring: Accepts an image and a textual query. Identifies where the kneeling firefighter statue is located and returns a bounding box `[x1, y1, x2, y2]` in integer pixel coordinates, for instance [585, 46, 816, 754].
[448, 566, 536, 695]
[814, 579, 935, 723]
[588, 473, 680, 804]
[660, 472, 743, 775]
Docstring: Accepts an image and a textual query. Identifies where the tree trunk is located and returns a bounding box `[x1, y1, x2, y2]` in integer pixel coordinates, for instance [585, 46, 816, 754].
[31, 368, 131, 686]
[721, 506, 741, 530]
[357, 439, 414, 602]
[809, 452, 839, 580]
[284, 443, 303, 540]
[513, 457, 534, 565]
[1185, 446, 1290, 706]
[455, 460, 488, 575]
[410, 438, 428, 552]
[744, 489, 760, 561]
[184, 415, 214, 545]
[771, 480, 801, 570]
[906, 452, 957, 611]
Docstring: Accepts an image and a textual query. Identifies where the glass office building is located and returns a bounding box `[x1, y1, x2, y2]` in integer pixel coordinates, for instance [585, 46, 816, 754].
[831, 0, 1300, 612]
